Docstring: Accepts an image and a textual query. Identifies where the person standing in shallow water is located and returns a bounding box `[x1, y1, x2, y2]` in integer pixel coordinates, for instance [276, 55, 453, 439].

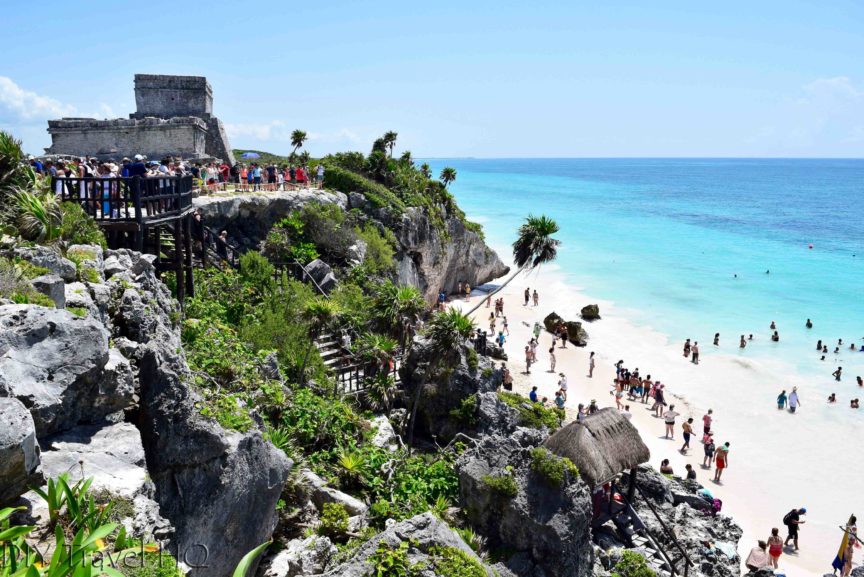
[683, 338, 691, 358]
[713, 333, 720, 346]
[788, 387, 800, 413]
[740, 335, 747, 349]
[691, 342, 700, 364]
[833, 366, 843, 381]
[777, 389, 787, 410]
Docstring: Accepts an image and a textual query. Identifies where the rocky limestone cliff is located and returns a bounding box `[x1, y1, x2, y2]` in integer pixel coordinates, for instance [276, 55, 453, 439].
[0, 244, 291, 577]
[193, 189, 509, 304]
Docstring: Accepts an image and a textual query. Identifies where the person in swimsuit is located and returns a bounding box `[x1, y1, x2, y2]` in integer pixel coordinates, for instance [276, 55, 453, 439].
[680, 417, 694, 453]
[713, 333, 720, 346]
[691, 342, 700, 364]
[740, 335, 747, 349]
[777, 390, 787, 410]
[683, 338, 691, 358]
[548, 346, 556, 372]
[660, 459, 674, 475]
[833, 366, 843, 381]
[702, 409, 713, 437]
[767, 528, 783, 568]
[713, 442, 729, 482]
[663, 405, 679, 439]
[524, 287, 530, 306]
[532, 289, 539, 306]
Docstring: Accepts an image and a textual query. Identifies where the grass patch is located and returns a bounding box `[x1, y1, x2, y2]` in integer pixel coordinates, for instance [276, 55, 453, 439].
[481, 473, 518, 498]
[497, 391, 563, 430]
[529, 447, 579, 486]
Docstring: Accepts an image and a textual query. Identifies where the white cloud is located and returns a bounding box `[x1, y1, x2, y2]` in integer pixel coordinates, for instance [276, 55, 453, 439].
[0, 76, 75, 119]
[0, 76, 116, 122]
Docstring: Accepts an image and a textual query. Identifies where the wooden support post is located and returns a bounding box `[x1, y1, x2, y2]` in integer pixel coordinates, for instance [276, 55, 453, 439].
[154, 226, 162, 277]
[184, 215, 194, 298]
[174, 219, 185, 305]
[628, 467, 637, 503]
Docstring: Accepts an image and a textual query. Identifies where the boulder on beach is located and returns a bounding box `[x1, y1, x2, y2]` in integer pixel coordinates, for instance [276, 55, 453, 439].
[542, 312, 588, 346]
[580, 304, 600, 321]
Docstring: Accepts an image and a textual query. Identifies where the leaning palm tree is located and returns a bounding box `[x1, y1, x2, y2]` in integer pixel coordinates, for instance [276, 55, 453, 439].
[420, 163, 432, 179]
[464, 214, 560, 316]
[383, 131, 398, 158]
[290, 130, 308, 155]
[407, 308, 475, 447]
[372, 281, 426, 353]
[439, 167, 457, 188]
[299, 297, 339, 385]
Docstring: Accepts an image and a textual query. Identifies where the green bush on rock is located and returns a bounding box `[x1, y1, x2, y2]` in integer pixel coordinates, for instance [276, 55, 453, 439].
[482, 473, 518, 498]
[529, 447, 579, 486]
[317, 502, 350, 541]
[612, 550, 657, 577]
[497, 391, 563, 429]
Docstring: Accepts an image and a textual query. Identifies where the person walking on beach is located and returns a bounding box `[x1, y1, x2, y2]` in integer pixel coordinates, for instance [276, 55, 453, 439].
[663, 404, 679, 439]
[588, 351, 595, 378]
[533, 322, 542, 340]
[558, 373, 568, 401]
[464, 283, 471, 300]
[703, 435, 716, 468]
[680, 417, 694, 453]
[652, 385, 667, 417]
[503, 316, 509, 336]
[767, 528, 783, 568]
[788, 387, 800, 413]
[702, 409, 713, 437]
[524, 346, 533, 374]
[524, 288, 530, 306]
[532, 289, 539, 306]
[548, 346, 557, 372]
[713, 442, 730, 482]
[777, 389, 788, 410]
[683, 338, 691, 358]
[783, 508, 806, 551]
[833, 366, 843, 381]
[691, 342, 700, 364]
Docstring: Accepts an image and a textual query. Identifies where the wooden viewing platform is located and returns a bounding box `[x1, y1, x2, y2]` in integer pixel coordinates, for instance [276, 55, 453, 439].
[52, 175, 197, 302]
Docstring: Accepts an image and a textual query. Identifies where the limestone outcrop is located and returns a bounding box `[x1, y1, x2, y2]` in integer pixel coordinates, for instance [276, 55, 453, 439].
[0, 397, 42, 505]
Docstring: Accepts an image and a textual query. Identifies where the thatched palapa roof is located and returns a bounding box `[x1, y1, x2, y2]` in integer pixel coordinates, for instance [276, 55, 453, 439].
[543, 408, 650, 488]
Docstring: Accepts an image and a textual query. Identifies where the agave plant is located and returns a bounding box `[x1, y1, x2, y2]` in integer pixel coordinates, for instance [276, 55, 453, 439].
[12, 187, 62, 243]
[0, 130, 35, 200]
[337, 450, 366, 489]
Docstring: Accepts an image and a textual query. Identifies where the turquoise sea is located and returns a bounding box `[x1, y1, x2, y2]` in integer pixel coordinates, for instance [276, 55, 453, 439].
[428, 158, 864, 391]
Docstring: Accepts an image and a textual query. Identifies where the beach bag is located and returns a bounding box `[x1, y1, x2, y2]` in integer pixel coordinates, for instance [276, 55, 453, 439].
[783, 510, 795, 525]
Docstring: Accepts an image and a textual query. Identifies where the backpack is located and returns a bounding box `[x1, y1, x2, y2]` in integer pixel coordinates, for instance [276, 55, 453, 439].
[783, 510, 796, 525]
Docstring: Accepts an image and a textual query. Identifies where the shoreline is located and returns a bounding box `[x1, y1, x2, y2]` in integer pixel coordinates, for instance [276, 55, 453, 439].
[453, 259, 849, 577]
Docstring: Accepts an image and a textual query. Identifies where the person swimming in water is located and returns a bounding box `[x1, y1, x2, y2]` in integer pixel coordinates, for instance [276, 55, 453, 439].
[806, 319, 813, 329]
[740, 335, 747, 349]
[817, 339, 823, 351]
[714, 333, 720, 346]
[772, 331, 780, 342]
[828, 393, 837, 403]
[833, 367, 843, 381]
[770, 321, 777, 330]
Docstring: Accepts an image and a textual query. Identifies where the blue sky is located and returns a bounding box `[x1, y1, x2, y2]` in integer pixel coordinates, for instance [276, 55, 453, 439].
[2, 0, 862, 158]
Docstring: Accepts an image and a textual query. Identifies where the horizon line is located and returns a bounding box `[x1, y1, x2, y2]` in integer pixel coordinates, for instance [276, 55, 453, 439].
[414, 156, 864, 161]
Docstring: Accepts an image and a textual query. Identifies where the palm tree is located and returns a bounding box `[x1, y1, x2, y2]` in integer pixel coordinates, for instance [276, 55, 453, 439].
[298, 150, 311, 165]
[420, 163, 432, 179]
[371, 138, 387, 155]
[299, 297, 339, 385]
[407, 308, 475, 447]
[290, 130, 308, 155]
[372, 281, 426, 353]
[439, 167, 457, 188]
[399, 150, 413, 166]
[464, 214, 560, 316]
[383, 131, 398, 158]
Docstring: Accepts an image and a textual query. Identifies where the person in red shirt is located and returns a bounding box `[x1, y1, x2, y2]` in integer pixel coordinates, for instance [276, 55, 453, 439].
[296, 167, 306, 185]
[219, 163, 230, 183]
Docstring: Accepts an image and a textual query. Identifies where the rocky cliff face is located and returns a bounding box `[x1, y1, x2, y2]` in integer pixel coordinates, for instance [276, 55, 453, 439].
[0, 244, 291, 577]
[194, 190, 509, 304]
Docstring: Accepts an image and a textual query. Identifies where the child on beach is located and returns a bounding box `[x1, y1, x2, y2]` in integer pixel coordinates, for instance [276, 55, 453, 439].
[703, 436, 716, 468]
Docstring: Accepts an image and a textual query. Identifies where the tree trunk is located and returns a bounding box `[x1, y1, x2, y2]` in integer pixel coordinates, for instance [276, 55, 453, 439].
[463, 265, 526, 317]
[406, 361, 437, 452]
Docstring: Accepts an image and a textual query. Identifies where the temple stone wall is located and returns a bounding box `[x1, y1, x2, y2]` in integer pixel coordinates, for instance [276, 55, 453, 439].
[46, 117, 207, 160]
[132, 74, 213, 120]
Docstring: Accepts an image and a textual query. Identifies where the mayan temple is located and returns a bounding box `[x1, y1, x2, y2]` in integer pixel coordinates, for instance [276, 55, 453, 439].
[46, 74, 235, 165]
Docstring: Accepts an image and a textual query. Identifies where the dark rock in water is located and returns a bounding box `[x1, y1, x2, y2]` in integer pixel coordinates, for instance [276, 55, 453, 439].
[137, 344, 292, 577]
[0, 397, 43, 505]
[543, 312, 588, 346]
[580, 304, 600, 321]
[456, 433, 593, 577]
[0, 305, 133, 437]
[565, 320, 588, 347]
[304, 259, 337, 294]
[316, 512, 497, 577]
[544, 311, 564, 332]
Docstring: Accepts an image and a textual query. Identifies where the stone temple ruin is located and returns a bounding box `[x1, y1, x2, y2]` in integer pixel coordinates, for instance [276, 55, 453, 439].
[46, 74, 235, 165]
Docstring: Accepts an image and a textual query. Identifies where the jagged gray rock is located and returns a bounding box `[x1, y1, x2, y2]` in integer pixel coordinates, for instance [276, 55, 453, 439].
[260, 535, 337, 577]
[369, 415, 399, 451]
[301, 470, 368, 517]
[304, 259, 337, 293]
[29, 274, 65, 308]
[0, 397, 43, 505]
[456, 433, 593, 577]
[316, 512, 496, 577]
[0, 305, 133, 436]
[137, 343, 292, 577]
[40, 422, 146, 499]
[13, 246, 76, 282]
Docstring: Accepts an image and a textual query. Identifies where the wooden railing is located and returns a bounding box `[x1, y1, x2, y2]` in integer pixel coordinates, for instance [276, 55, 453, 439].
[52, 175, 194, 224]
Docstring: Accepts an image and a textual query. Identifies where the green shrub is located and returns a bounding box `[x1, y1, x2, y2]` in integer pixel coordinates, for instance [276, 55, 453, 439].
[497, 391, 563, 430]
[238, 251, 275, 291]
[198, 393, 254, 432]
[482, 473, 518, 498]
[466, 348, 478, 370]
[529, 447, 579, 486]
[356, 222, 395, 273]
[68, 306, 88, 317]
[317, 503, 350, 541]
[59, 202, 107, 248]
[323, 165, 406, 213]
[10, 290, 55, 307]
[368, 540, 422, 577]
[429, 545, 487, 577]
[612, 550, 657, 577]
[449, 394, 478, 427]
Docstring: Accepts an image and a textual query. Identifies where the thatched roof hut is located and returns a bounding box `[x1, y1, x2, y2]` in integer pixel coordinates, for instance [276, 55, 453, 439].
[543, 408, 650, 488]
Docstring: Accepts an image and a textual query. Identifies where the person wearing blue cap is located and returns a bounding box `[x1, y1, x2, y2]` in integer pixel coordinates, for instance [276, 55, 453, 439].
[783, 507, 807, 550]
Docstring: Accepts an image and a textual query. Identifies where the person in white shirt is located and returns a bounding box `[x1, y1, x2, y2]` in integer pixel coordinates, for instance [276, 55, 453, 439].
[663, 404, 680, 439]
[620, 404, 632, 421]
[788, 387, 801, 413]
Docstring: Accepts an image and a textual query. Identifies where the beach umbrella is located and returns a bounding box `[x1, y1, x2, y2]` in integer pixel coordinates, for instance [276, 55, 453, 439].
[241, 152, 260, 159]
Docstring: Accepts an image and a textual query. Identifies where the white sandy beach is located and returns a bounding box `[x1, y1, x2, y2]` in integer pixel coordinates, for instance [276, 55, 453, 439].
[453, 264, 855, 577]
